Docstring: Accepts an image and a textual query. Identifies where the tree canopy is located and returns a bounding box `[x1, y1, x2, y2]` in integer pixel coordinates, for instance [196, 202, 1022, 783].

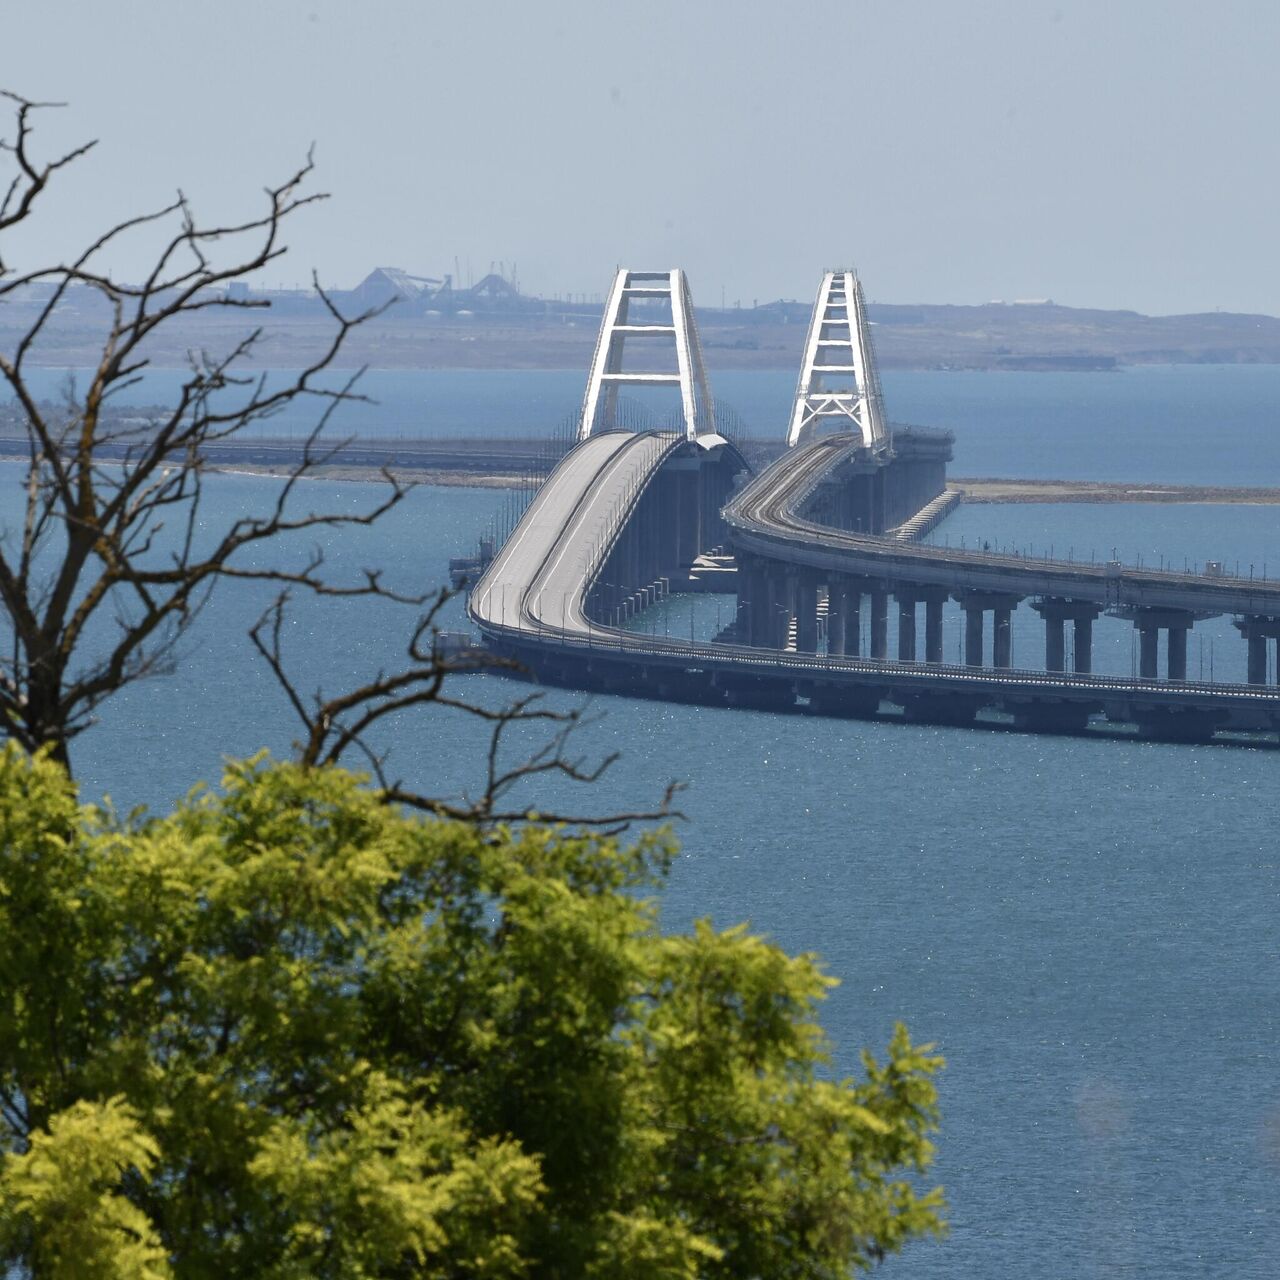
[0, 746, 944, 1277]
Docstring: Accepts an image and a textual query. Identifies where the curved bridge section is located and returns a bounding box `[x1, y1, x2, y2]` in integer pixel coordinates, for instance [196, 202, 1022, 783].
[720, 434, 1280, 735]
[467, 426, 1280, 743]
[725, 433, 1280, 654]
[469, 429, 745, 644]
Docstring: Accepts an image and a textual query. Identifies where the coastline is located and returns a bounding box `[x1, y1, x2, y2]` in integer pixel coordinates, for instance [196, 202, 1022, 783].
[199, 461, 1280, 505]
[952, 478, 1280, 505]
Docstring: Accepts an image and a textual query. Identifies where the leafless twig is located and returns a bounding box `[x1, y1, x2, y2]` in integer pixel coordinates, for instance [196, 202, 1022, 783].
[250, 591, 684, 832]
[0, 93, 405, 766]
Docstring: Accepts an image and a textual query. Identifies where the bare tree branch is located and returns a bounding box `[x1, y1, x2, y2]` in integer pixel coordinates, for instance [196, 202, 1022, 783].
[249, 592, 684, 832]
[0, 93, 402, 766]
[0, 90, 682, 835]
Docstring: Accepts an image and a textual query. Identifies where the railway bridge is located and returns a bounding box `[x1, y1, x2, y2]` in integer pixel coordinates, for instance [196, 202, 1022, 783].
[468, 268, 1280, 743]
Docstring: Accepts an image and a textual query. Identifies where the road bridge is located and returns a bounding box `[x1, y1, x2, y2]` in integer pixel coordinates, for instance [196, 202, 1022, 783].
[467, 268, 1280, 744]
[724, 433, 1280, 684]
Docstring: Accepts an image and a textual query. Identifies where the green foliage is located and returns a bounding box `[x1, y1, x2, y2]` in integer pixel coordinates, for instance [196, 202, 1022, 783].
[0, 1098, 169, 1279]
[0, 744, 944, 1277]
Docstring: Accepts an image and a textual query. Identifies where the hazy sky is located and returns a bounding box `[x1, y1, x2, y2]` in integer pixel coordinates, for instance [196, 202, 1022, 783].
[5, 0, 1280, 314]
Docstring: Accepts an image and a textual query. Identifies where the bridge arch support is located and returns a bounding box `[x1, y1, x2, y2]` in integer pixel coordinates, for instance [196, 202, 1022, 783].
[578, 269, 717, 443]
[787, 269, 888, 450]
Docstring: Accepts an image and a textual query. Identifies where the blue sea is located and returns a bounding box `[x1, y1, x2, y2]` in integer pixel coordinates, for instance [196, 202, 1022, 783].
[8, 365, 1280, 1277]
[10, 362, 1280, 486]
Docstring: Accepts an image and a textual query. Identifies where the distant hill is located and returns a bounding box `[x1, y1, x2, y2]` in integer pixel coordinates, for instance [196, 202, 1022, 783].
[862, 301, 1280, 369]
[4, 285, 1280, 371]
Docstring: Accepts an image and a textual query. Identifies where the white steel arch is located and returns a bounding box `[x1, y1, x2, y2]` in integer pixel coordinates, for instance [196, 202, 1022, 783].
[578, 269, 717, 442]
[786, 269, 888, 450]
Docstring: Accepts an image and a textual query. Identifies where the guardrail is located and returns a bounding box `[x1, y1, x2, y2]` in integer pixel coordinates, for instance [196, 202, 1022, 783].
[474, 613, 1280, 708]
[723, 435, 1280, 614]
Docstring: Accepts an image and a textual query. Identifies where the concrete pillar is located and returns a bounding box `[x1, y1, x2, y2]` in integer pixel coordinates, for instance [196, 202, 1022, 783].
[777, 573, 797, 649]
[1234, 617, 1280, 685]
[827, 581, 846, 657]
[795, 575, 819, 654]
[993, 606, 1013, 668]
[759, 572, 775, 647]
[847, 588, 862, 658]
[1044, 615, 1066, 672]
[1073, 615, 1094, 674]
[738, 561, 754, 643]
[1032, 601, 1102, 676]
[924, 594, 944, 664]
[1167, 626, 1188, 681]
[873, 469, 887, 534]
[897, 593, 917, 662]
[964, 605, 984, 667]
[1249, 631, 1267, 685]
[1139, 626, 1159, 680]
[761, 570, 779, 647]
[1124, 608, 1199, 682]
[870, 589, 889, 660]
[960, 593, 1021, 668]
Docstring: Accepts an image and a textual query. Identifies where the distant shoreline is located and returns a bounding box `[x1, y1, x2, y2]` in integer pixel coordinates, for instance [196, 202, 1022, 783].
[953, 478, 1280, 505]
[11, 293, 1280, 373]
[195, 461, 1280, 505]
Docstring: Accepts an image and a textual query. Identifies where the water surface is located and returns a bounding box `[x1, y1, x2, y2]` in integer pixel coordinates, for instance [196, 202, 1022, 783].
[4, 367, 1278, 1277]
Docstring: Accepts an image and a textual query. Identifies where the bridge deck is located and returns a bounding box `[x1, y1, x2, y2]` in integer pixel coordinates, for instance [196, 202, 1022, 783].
[470, 431, 680, 635]
[725, 434, 1280, 617]
[465, 432, 1280, 739]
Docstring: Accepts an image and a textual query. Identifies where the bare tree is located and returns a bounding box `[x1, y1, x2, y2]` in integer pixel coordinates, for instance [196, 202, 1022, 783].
[0, 92, 679, 827]
[0, 90, 412, 766]
[250, 591, 681, 830]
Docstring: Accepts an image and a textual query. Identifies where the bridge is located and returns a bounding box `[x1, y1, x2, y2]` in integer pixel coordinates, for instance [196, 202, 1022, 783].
[468, 268, 1280, 743]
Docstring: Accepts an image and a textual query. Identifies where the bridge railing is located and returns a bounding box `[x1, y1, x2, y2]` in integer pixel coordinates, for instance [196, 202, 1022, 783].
[473, 609, 1280, 705]
[724, 442, 1280, 608]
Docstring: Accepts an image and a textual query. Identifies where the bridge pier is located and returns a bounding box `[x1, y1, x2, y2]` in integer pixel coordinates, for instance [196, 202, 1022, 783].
[1234, 616, 1280, 684]
[870, 589, 889, 660]
[734, 552, 753, 642]
[795, 572, 819, 654]
[746, 556, 774, 647]
[964, 603, 983, 666]
[924, 591, 945, 664]
[893, 586, 945, 663]
[897, 689, 983, 727]
[847, 585, 863, 657]
[993, 604, 1013, 668]
[960, 592, 1022, 668]
[773, 572, 795, 649]
[1168, 625, 1188, 682]
[826, 579, 847, 656]
[1120, 608, 1199, 681]
[1031, 599, 1103, 673]
[1139, 623, 1159, 680]
[1008, 698, 1095, 735]
[826, 576, 867, 658]
[897, 591, 917, 662]
[1074, 612, 1095, 674]
[1125, 705, 1226, 743]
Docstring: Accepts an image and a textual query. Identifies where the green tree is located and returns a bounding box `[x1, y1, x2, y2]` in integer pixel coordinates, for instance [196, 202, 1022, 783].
[0, 746, 944, 1277]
